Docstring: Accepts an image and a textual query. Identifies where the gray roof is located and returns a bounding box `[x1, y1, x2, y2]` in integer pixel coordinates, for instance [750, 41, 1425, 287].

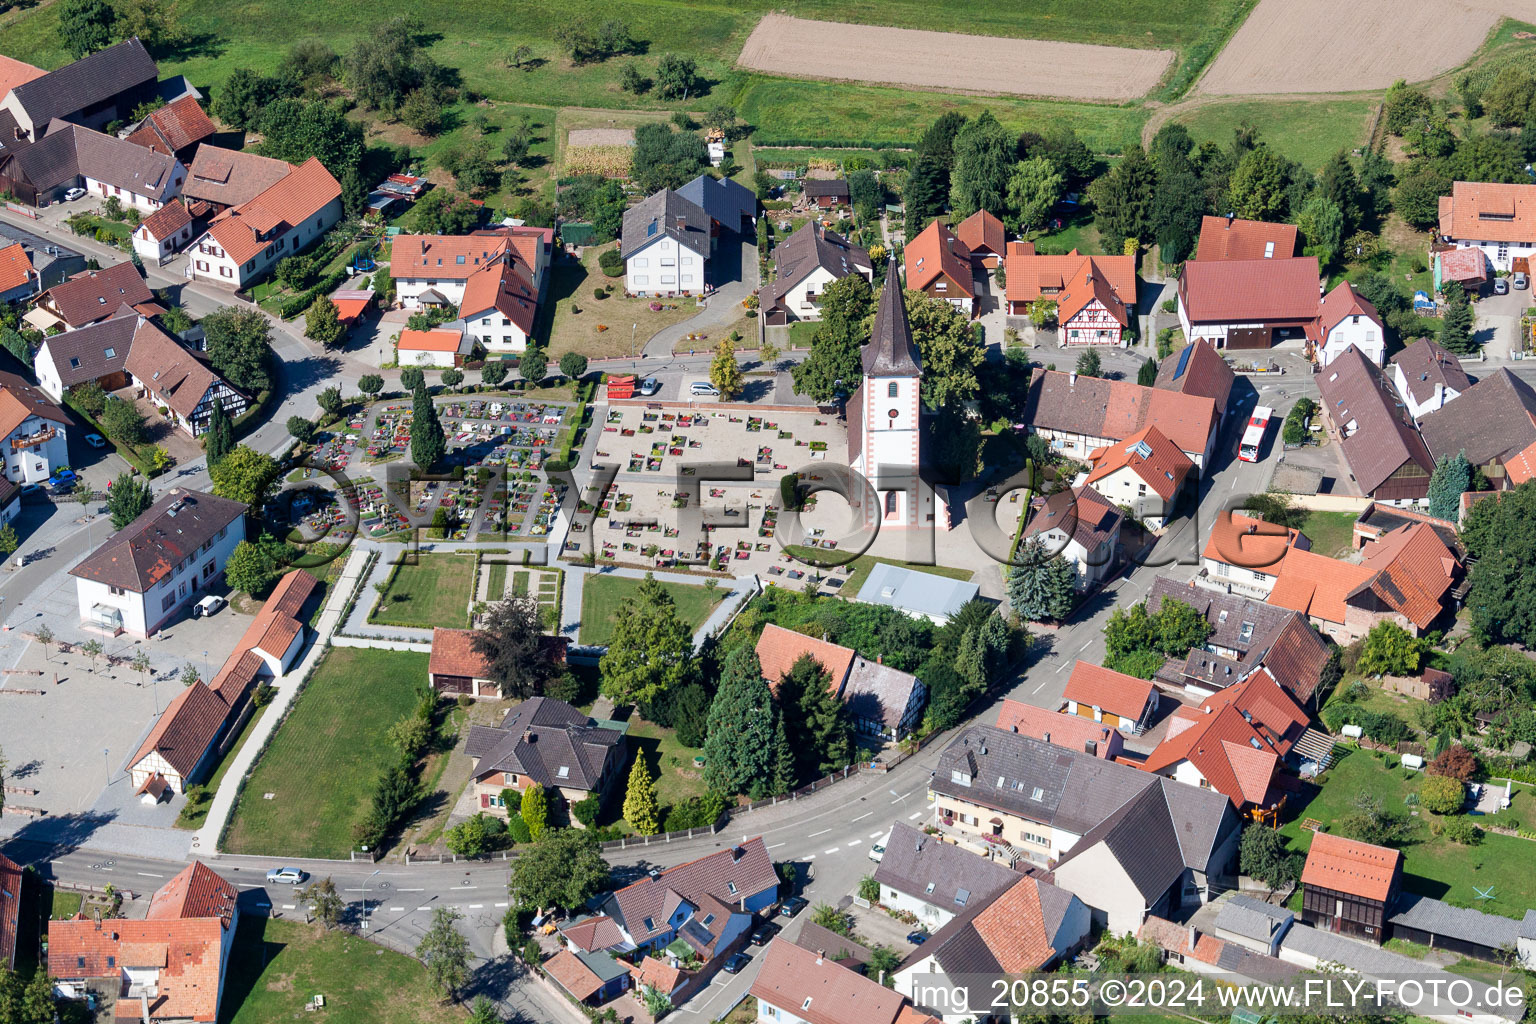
[792, 920, 872, 969]
[38, 314, 138, 388]
[574, 948, 630, 985]
[675, 173, 755, 231]
[856, 562, 977, 620]
[872, 822, 1016, 911]
[1523, 909, 1536, 940]
[1388, 338, 1472, 409]
[803, 179, 849, 198]
[1022, 485, 1122, 554]
[0, 222, 82, 277]
[0, 125, 81, 194]
[1417, 367, 1536, 467]
[842, 657, 922, 729]
[1215, 894, 1294, 942]
[1387, 892, 1523, 949]
[64, 122, 179, 199]
[771, 221, 870, 289]
[1317, 344, 1435, 496]
[9, 38, 157, 129]
[464, 696, 624, 792]
[68, 489, 247, 593]
[620, 189, 711, 260]
[863, 260, 922, 377]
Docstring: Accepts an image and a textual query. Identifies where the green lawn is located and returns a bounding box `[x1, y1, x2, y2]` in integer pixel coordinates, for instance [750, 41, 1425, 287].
[579, 574, 725, 646]
[623, 718, 709, 817]
[1297, 509, 1359, 559]
[223, 917, 470, 1024]
[788, 320, 819, 349]
[223, 648, 429, 859]
[369, 552, 476, 629]
[176, 705, 268, 830]
[1279, 748, 1536, 918]
[50, 889, 82, 921]
[484, 561, 508, 600]
[1171, 97, 1378, 171]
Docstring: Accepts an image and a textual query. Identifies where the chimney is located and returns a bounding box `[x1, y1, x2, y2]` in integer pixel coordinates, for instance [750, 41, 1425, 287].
[1068, 372, 1077, 386]
[1042, 731, 1050, 744]
[731, 845, 744, 862]
[1011, 724, 1019, 733]
[523, 729, 533, 743]
[1225, 212, 1234, 227]
[1187, 924, 1198, 949]
[877, 654, 882, 665]
[816, 949, 826, 962]
[676, 217, 686, 233]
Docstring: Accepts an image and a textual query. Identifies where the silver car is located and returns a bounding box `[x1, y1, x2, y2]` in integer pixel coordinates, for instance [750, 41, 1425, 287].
[266, 867, 307, 885]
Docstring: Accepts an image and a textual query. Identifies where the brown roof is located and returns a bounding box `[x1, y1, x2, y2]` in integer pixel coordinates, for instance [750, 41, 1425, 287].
[607, 839, 778, 946]
[765, 221, 871, 304]
[0, 368, 68, 438]
[1138, 915, 1226, 965]
[140, 200, 192, 241]
[1005, 248, 1136, 308]
[128, 681, 230, 778]
[1436, 247, 1489, 284]
[955, 209, 1005, 257]
[1022, 484, 1122, 554]
[8, 39, 157, 131]
[123, 320, 237, 421]
[465, 697, 623, 792]
[0, 853, 19, 969]
[1195, 215, 1298, 261]
[1302, 832, 1401, 902]
[49, 917, 225, 1022]
[147, 862, 237, 926]
[63, 122, 181, 201]
[1418, 367, 1536, 468]
[904, 219, 973, 297]
[459, 257, 537, 335]
[1387, 339, 1471, 408]
[1179, 257, 1320, 323]
[544, 949, 604, 1001]
[1357, 521, 1459, 629]
[208, 649, 264, 707]
[234, 569, 317, 662]
[754, 622, 855, 693]
[0, 243, 31, 295]
[70, 488, 247, 593]
[561, 915, 625, 953]
[126, 96, 216, 156]
[627, 955, 683, 995]
[389, 234, 511, 281]
[1154, 338, 1235, 411]
[37, 313, 138, 387]
[1025, 369, 1219, 461]
[1316, 344, 1435, 496]
[182, 147, 293, 208]
[1062, 661, 1155, 719]
[1202, 511, 1304, 573]
[430, 626, 493, 680]
[749, 938, 906, 1024]
[1085, 424, 1193, 501]
[1438, 181, 1536, 243]
[995, 699, 1120, 757]
[204, 157, 341, 265]
[44, 263, 153, 327]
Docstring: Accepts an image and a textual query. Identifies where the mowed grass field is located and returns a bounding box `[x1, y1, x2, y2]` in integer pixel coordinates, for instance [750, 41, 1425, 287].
[579, 574, 724, 646]
[223, 648, 429, 859]
[1168, 96, 1378, 170]
[369, 552, 475, 629]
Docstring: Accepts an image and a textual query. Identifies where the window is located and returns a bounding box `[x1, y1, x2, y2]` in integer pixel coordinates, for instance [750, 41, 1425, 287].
[633, 276, 649, 285]
[162, 594, 176, 612]
[218, 527, 227, 540]
[802, 998, 813, 1011]
[887, 381, 898, 398]
[1023, 830, 1049, 846]
[701, 914, 715, 926]
[220, 267, 232, 278]
[110, 586, 124, 596]
[726, 881, 738, 895]
[502, 318, 510, 327]
[885, 491, 898, 515]
[556, 765, 570, 779]
[634, 258, 648, 267]
[924, 881, 936, 894]
[1031, 786, 1044, 800]
[954, 888, 970, 906]
[643, 917, 655, 932]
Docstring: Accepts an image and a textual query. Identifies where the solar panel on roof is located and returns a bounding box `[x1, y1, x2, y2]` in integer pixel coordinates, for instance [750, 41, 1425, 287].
[1173, 343, 1194, 381]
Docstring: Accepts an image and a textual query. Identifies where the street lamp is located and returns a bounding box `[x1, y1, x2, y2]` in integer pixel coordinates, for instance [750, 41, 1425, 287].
[103, 748, 110, 786]
[631, 323, 639, 368]
[889, 788, 908, 813]
[361, 868, 381, 930]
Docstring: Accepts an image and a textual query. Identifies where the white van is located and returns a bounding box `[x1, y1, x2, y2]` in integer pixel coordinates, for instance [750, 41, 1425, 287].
[868, 829, 892, 862]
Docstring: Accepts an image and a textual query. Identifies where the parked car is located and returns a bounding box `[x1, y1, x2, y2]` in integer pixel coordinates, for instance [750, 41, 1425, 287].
[723, 952, 751, 974]
[84, 433, 106, 449]
[868, 830, 891, 863]
[690, 381, 720, 397]
[778, 896, 808, 918]
[265, 867, 307, 885]
[1517, 271, 1530, 290]
[906, 931, 928, 945]
[193, 595, 227, 619]
[753, 920, 781, 945]
[48, 468, 77, 488]
[637, 377, 661, 396]
[63, 187, 86, 202]
[1495, 278, 1510, 295]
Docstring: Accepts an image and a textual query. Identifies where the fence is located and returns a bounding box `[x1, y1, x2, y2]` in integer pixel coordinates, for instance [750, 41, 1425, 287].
[599, 820, 725, 852]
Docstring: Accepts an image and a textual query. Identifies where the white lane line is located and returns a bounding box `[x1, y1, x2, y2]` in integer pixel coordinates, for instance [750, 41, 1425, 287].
[808, 829, 831, 838]
[851, 812, 871, 822]
[1076, 639, 1092, 653]
[846, 840, 862, 848]
[805, 854, 816, 860]
[136, 872, 163, 878]
[399, 888, 424, 892]
[390, 907, 404, 912]
[494, 902, 508, 908]
[281, 904, 296, 910]
[869, 831, 884, 839]
[908, 811, 922, 820]
[469, 904, 484, 909]
[823, 847, 840, 855]
[767, 843, 785, 850]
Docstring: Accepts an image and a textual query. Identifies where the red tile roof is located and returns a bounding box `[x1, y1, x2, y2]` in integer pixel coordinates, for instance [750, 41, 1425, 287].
[1025, 369, 1219, 462]
[459, 258, 537, 336]
[389, 234, 511, 280]
[1312, 280, 1381, 341]
[1179, 257, 1320, 323]
[1267, 547, 1376, 626]
[1438, 181, 1536, 244]
[1062, 661, 1154, 720]
[140, 200, 192, 241]
[750, 938, 906, 1024]
[1505, 437, 1536, 485]
[0, 243, 31, 295]
[127, 96, 216, 156]
[182, 147, 293, 209]
[1154, 338, 1235, 410]
[128, 681, 231, 779]
[904, 220, 974, 297]
[147, 862, 238, 926]
[1357, 521, 1459, 630]
[970, 876, 1059, 972]
[0, 55, 45, 101]
[398, 328, 465, 353]
[429, 627, 493, 680]
[1138, 915, 1226, 965]
[544, 949, 604, 1001]
[1202, 511, 1305, 574]
[1085, 425, 1193, 501]
[0, 369, 68, 441]
[49, 917, 226, 1022]
[0, 853, 20, 969]
[628, 955, 683, 995]
[209, 649, 264, 707]
[1302, 831, 1401, 902]
[1005, 249, 1136, 310]
[1196, 215, 1298, 261]
[955, 209, 1005, 257]
[755, 623, 855, 694]
[1057, 260, 1130, 327]
[995, 699, 1121, 758]
[1436, 247, 1489, 284]
[562, 915, 625, 953]
[205, 157, 341, 265]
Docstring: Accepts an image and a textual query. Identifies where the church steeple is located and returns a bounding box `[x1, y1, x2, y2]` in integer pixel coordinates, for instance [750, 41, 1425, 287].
[863, 258, 922, 377]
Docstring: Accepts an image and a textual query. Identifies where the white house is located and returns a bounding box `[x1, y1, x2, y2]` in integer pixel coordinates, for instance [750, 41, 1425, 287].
[1201, 510, 1308, 597]
[397, 328, 471, 368]
[1019, 485, 1123, 591]
[1177, 256, 1321, 348]
[459, 258, 538, 358]
[1312, 281, 1385, 366]
[70, 489, 246, 637]
[1082, 425, 1193, 531]
[0, 370, 70, 486]
[123, 319, 248, 437]
[33, 313, 140, 401]
[752, 939, 910, 1024]
[132, 200, 196, 262]
[69, 123, 185, 214]
[388, 232, 542, 309]
[872, 823, 1018, 929]
[1388, 338, 1472, 421]
[186, 157, 341, 289]
[758, 221, 871, 325]
[620, 189, 712, 298]
[1438, 180, 1536, 272]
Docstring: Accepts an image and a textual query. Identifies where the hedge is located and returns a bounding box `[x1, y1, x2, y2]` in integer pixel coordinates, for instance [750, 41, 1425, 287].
[279, 265, 352, 319]
[751, 137, 914, 151]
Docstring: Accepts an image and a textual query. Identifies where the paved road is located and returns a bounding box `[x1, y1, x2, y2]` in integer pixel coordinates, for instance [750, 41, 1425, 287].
[641, 237, 759, 358]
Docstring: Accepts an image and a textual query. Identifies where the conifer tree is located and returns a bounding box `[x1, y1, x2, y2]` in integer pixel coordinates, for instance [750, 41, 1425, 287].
[623, 757, 660, 835]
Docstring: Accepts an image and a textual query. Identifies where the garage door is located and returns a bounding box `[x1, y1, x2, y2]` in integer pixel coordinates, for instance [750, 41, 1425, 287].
[1226, 327, 1271, 349]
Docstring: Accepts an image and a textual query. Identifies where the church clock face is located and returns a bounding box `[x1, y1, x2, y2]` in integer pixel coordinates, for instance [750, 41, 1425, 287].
[888, 408, 900, 420]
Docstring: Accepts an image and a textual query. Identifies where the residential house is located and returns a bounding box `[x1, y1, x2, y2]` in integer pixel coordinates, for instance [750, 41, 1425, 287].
[759, 222, 871, 325]
[621, 189, 713, 297]
[0, 242, 36, 304]
[855, 563, 980, 626]
[1351, 501, 1460, 553]
[123, 320, 248, 437]
[1022, 368, 1221, 468]
[389, 234, 533, 310]
[0, 477, 16, 527]
[426, 626, 567, 699]
[1436, 180, 1536, 272]
[1144, 576, 1333, 708]
[126, 681, 236, 794]
[752, 623, 925, 739]
[397, 328, 472, 368]
[133, 199, 198, 263]
[34, 262, 156, 330]
[0, 223, 86, 296]
[905, 220, 975, 315]
[1137, 917, 1241, 975]
[124, 95, 217, 164]
[1177, 256, 1321, 348]
[1060, 660, 1158, 735]
[0, 39, 157, 140]
[1154, 338, 1236, 425]
[1083, 425, 1194, 529]
[1300, 832, 1402, 942]
[457, 257, 539, 359]
[954, 209, 1006, 268]
[873, 822, 1018, 928]
[676, 172, 757, 234]
[1003, 243, 1139, 344]
[463, 696, 627, 818]
[928, 724, 1240, 905]
[1418, 368, 1536, 490]
[1201, 510, 1309, 597]
[1213, 894, 1295, 956]
[0, 369, 70, 487]
[753, 938, 915, 1024]
[33, 313, 145, 401]
[1141, 667, 1309, 812]
[1268, 520, 1460, 641]
[994, 698, 1124, 760]
[1311, 281, 1384, 367]
[471, 223, 554, 292]
[1019, 485, 1123, 592]
[792, 922, 873, 973]
[179, 146, 293, 215]
[49, 861, 239, 1022]
[0, 852, 19, 970]
[1387, 338, 1470, 421]
[896, 875, 1091, 1024]
[69, 488, 246, 637]
[544, 949, 632, 1007]
[755, 623, 856, 693]
[70, 122, 184, 212]
[1316, 343, 1435, 503]
[1195, 215, 1299, 262]
[186, 156, 343, 288]
[802, 179, 850, 210]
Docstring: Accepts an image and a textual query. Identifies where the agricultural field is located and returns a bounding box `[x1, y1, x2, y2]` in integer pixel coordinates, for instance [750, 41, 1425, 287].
[1167, 97, 1378, 170]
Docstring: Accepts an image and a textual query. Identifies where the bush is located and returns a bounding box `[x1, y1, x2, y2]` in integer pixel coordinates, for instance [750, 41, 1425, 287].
[572, 793, 602, 827]
[1442, 817, 1483, 845]
[1419, 774, 1465, 814]
[506, 810, 532, 844]
[598, 248, 624, 277]
[1161, 298, 1176, 313]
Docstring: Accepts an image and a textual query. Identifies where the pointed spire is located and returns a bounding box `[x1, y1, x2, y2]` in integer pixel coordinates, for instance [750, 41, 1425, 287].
[863, 258, 921, 377]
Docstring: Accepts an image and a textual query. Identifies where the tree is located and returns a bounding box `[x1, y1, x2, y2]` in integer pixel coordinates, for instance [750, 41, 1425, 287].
[559, 351, 588, 381]
[202, 306, 273, 392]
[205, 400, 234, 465]
[509, 827, 610, 911]
[1420, 775, 1466, 815]
[904, 290, 984, 408]
[598, 574, 695, 706]
[703, 647, 779, 798]
[949, 112, 1014, 219]
[641, 987, 673, 1018]
[1151, 163, 1206, 263]
[1005, 157, 1064, 234]
[1384, 80, 1434, 135]
[210, 444, 278, 507]
[400, 366, 426, 392]
[107, 473, 153, 530]
[1005, 540, 1077, 622]
[775, 653, 853, 783]
[1137, 357, 1158, 387]
[653, 53, 700, 100]
[630, 122, 708, 194]
[519, 349, 548, 385]
[255, 100, 368, 209]
[344, 16, 437, 113]
[1227, 146, 1291, 220]
[1427, 451, 1471, 521]
[1088, 144, 1156, 249]
[1358, 620, 1428, 676]
[790, 273, 873, 401]
[212, 68, 301, 129]
[709, 338, 745, 400]
[317, 386, 344, 418]
[472, 596, 563, 699]
[439, 140, 500, 195]
[848, 170, 881, 220]
[623, 758, 660, 835]
[520, 783, 548, 839]
[418, 907, 471, 999]
[1295, 194, 1345, 267]
[1439, 281, 1475, 353]
[305, 295, 346, 348]
[225, 541, 275, 595]
[445, 813, 506, 856]
[1483, 67, 1536, 127]
[1429, 744, 1479, 781]
[287, 416, 317, 445]
[0, 523, 16, 562]
[1074, 348, 1101, 378]
[481, 362, 508, 387]
[301, 877, 344, 928]
[59, 0, 117, 58]
[867, 945, 901, 986]
[80, 638, 104, 673]
[1239, 825, 1301, 890]
[359, 374, 385, 398]
[619, 60, 651, 94]
[400, 88, 445, 135]
[101, 396, 145, 444]
[410, 384, 447, 470]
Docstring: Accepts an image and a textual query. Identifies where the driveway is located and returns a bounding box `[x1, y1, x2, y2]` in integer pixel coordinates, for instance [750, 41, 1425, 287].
[1473, 286, 1525, 358]
[642, 235, 759, 357]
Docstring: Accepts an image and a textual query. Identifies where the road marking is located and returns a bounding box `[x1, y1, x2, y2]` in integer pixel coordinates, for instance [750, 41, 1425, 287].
[767, 843, 785, 850]
[398, 888, 424, 892]
[494, 902, 508, 908]
[846, 840, 862, 847]
[869, 831, 884, 839]
[237, 883, 264, 889]
[136, 872, 163, 878]
[469, 904, 484, 909]
[1076, 639, 1092, 653]
[805, 854, 816, 860]
[851, 812, 871, 822]
[908, 811, 922, 820]
[281, 904, 295, 910]
[459, 886, 478, 890]
[823, 847, 840, 855]
[808, 829, 831, 838]
[390, 907, 404, 912]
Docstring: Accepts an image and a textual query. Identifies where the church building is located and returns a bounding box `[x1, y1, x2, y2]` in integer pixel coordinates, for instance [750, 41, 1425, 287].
[849, 262, 929, 530]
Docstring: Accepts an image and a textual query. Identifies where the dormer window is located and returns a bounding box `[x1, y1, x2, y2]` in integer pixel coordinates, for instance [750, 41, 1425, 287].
[643, 916, 655, 931]
[104, 348, 115, 358]
[925, 881, 936, 894]
[69, 358, 80, 369]
[557, 765, 570, 779]
[701, 914, 715, 926]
